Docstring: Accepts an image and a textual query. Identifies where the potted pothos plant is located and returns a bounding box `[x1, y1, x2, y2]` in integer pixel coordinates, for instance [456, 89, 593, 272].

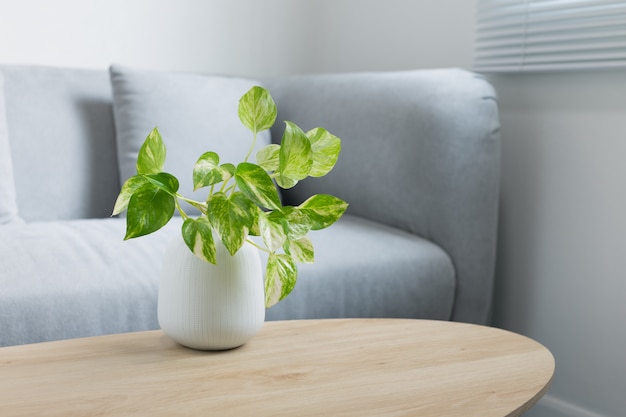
[112, 86, 347, 313]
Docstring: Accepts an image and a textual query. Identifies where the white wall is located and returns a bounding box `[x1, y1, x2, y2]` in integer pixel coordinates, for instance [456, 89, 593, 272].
[311, 0, 476, 73]
[0, 0, 320, 76]
[0, 0, 475, 76]
[3, 1, 623, 416]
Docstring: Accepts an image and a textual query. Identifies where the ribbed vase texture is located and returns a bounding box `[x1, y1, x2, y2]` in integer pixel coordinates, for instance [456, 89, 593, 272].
[158, 235, 265, 350]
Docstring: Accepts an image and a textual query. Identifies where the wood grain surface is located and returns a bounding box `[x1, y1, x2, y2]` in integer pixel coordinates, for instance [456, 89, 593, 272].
[0, 319, 554, 416]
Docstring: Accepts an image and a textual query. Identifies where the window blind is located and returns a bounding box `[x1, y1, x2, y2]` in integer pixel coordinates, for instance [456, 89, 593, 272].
[474, 0, 626, 72]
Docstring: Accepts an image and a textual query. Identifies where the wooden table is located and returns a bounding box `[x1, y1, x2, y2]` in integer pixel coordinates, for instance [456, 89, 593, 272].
[0, 319, 554, 416]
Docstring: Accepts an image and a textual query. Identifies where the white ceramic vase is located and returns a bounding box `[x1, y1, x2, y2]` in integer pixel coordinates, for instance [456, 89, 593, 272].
[157, 235, 265, 350]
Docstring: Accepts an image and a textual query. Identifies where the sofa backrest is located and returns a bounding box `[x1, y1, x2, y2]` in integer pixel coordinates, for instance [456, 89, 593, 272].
[1, 66, 119, 222]
[266, 70, 501, 323]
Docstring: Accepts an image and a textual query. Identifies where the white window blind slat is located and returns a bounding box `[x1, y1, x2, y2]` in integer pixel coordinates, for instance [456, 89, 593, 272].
[477, 59, 626, 71]
[477, 6, 626, 35]
[477, 16, 626, 40]
[478, 50, 626, 65]
[476, 28, 626, 50]
[474, 0, 626, 72]
[477, 0, 626, 21]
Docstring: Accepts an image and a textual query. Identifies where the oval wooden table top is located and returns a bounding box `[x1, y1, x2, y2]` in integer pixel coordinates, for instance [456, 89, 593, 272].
[0, 319, 554, 417]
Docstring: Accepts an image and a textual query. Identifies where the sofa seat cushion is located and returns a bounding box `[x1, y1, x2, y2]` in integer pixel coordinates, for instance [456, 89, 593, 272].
[266, 214, 456, 321]
[0, 215, 454, 347]
[0, 218, 182, 347]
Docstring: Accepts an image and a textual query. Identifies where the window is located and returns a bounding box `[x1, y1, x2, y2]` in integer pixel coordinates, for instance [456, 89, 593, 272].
[474, 0, 626, 72]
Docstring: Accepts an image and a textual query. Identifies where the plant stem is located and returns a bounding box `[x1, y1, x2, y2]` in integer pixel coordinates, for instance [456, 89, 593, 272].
[219, 177, 231, 193]
[224, 184, 237, 195]
[174, 198, 189, 221]
[246, 238, 270, 253]
[244, 131, 257, 163]
[176, 194, 207, 215]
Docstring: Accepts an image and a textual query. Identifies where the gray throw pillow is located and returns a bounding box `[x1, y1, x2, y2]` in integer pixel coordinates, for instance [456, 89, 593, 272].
[109, 65, 272, 215]
[0, 72, 20, 224]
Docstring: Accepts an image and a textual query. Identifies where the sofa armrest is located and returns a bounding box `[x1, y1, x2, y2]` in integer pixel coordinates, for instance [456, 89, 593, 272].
[266, 69, 500, 324]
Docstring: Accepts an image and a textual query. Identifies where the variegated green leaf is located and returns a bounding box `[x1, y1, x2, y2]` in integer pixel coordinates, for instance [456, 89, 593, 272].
[220, 163, 236, 178]
[207, 192, 256, 255]
[275, 173, 298, 190]
[258, 211, 288, 252]
[238, 86, 277, 134]
[124, 184, 175, 240]
[112, 175, 149, 216]
[277, 121, 312, 189]
[307, 127, 341, 177]
[298, 194, 348, 230]
[248, 205, 262, 236]
[282, 206, 313, 240]
[136, 127, 166, 175]
[235, 162, 282, 210]
[144, 172, 179, 195]
[193, 152, 224, 191]
[182, 217, 216, 264]
[256, 144, 280, 172]
[264, 253, 298, 308]
[284, 236, 314, 264]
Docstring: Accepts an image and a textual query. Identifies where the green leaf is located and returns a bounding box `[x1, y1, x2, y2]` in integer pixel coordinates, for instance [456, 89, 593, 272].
[144, 172, 179, 195]
[307, 128, 341, 177]
[282, 206, 313, 240]
[193, 152, 234, 191]
[220, 163, 236, 178]
[182, 217, 216, 264]
[207, 192, 256, 255]
[298, 194, 348, 230]
[112, 175, 149, 216]
[276, 121, 313, 189]
[193, 151, 219, 190]
[275, 174, 298, 189]
[264, 253, 298, 308]
[256, 144, 280, 172]
[284, 236, 314, 264]
[258, 211, 288, 252]
[247, 205, 262, 236]
[238, 86, 277, 134]
[235, 162, 282, 210]
[136, 127, 166, 175]
[124, 184, 175, 240]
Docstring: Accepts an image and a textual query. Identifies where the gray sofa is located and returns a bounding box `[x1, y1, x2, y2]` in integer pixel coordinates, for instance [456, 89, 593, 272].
[0, 65, 500, 347]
